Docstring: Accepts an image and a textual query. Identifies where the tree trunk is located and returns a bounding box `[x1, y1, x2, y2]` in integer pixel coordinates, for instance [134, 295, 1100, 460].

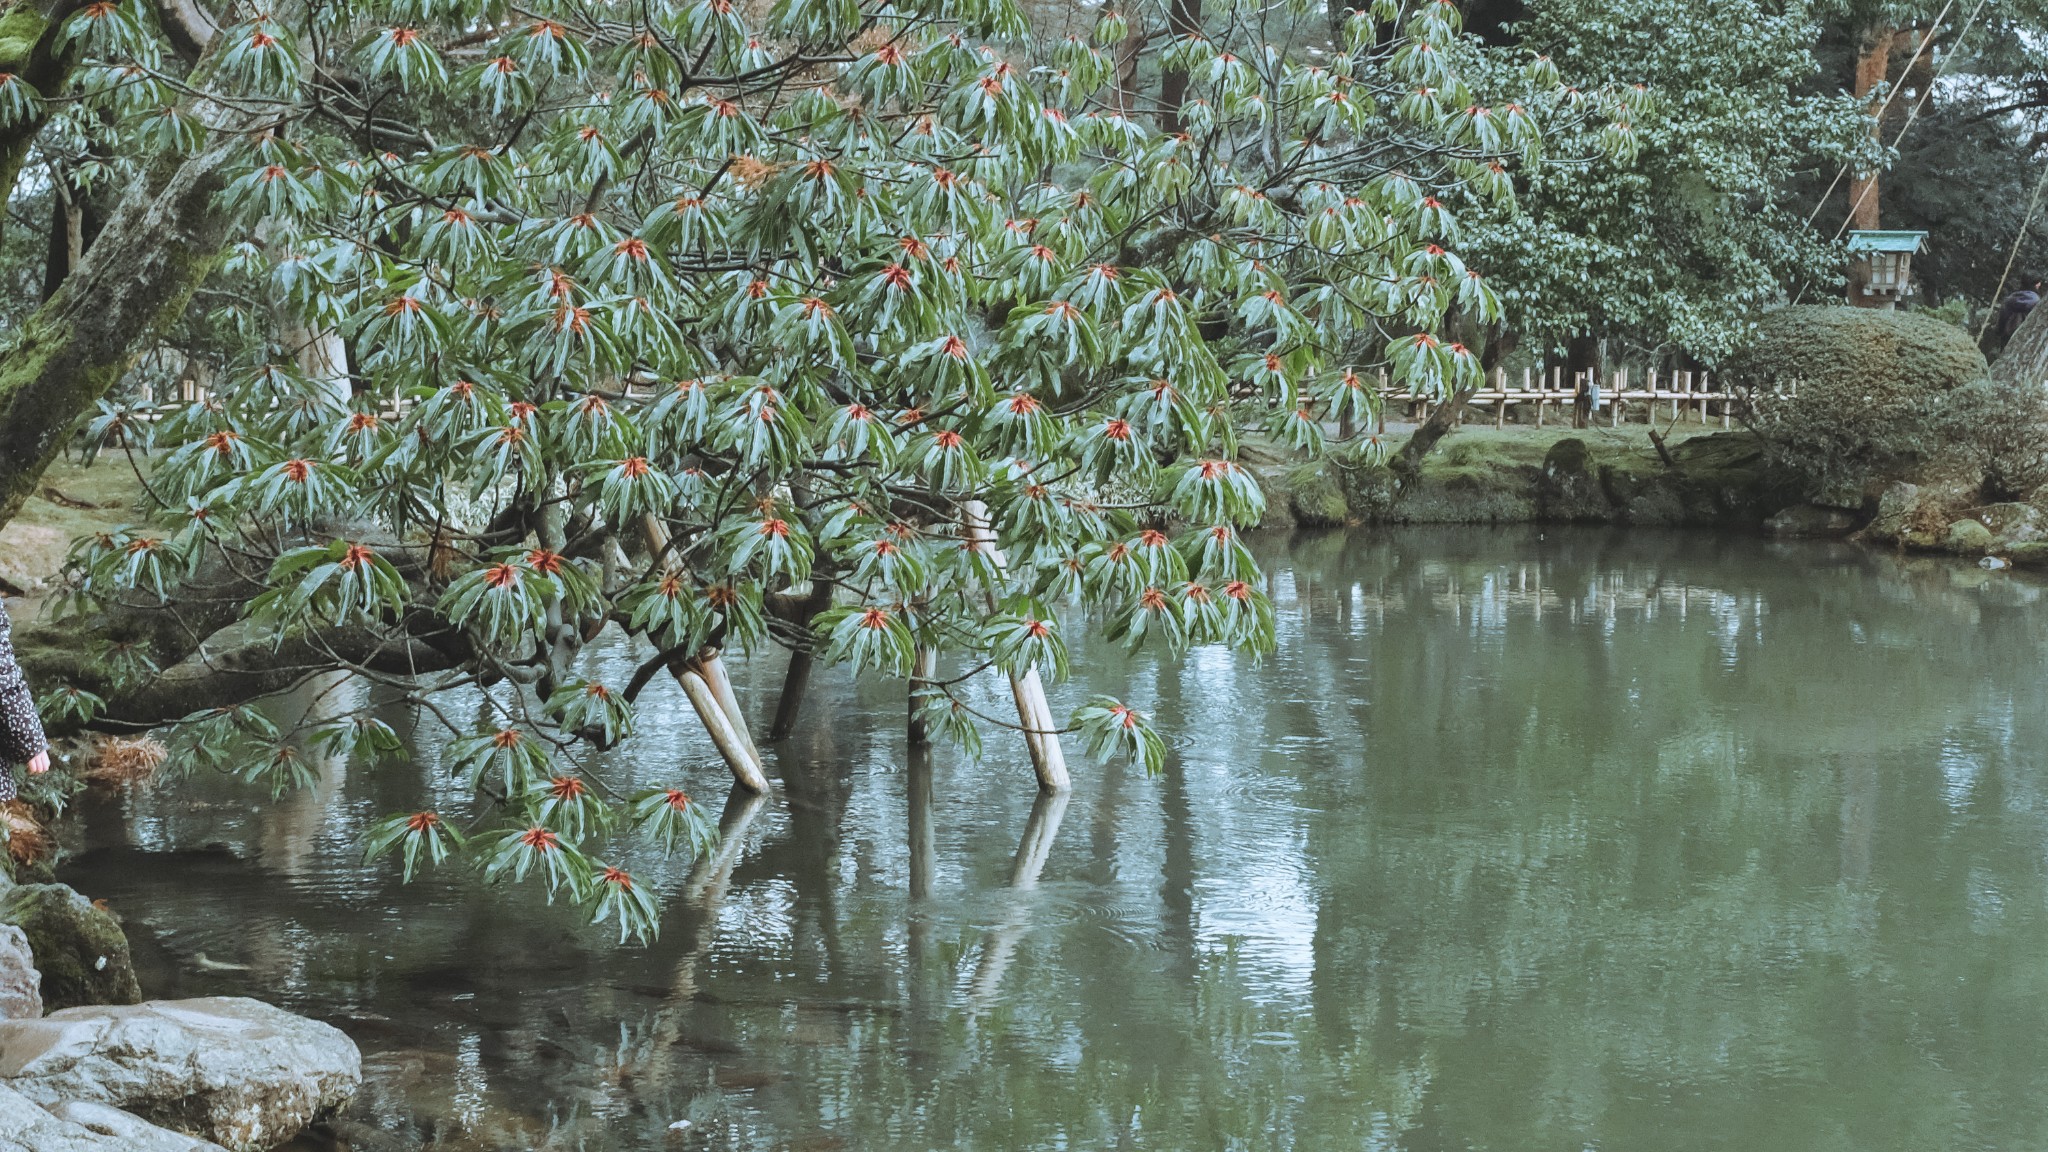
[282, 322, 350, 407]
[1993, 300, 2048, 389]
[693, 648, 763, 774]
[1393, 326, 1515, 474]
[907, 743, 934, 899]
[767, 580, 833, 741]
[1848, 26, 1890, 232]
[1846, 24, 1892, 305]
[1158, 0, 1200, 130]
[40, 183, 83, 301]
[1395, 383, 1479, 473]
[0, 0, 89, 251]
[0, 137, 240, 530]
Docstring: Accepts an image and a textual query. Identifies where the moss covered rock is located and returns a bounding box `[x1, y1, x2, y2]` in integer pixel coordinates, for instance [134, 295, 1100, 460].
[1536, 439, 1609, 521]
[2008, 540, 2048, 569]
[1720, 306, 1986, 503]
[1945, 518, 1996, 554]
[1283, 461, 1350, 528]
[0, 883, 141, 1011]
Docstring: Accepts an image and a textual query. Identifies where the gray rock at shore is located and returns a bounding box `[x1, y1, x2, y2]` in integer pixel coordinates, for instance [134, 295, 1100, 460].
[0, 1082, 226, 1152]
[1763, 504, 1861, 539]
[0, 886, 139, 1012]
[1963, 501, 2048, 543]
[0, 997, 361, 1152]
[1945, 518, 1996, 555]
[0, 926, 40, 1021]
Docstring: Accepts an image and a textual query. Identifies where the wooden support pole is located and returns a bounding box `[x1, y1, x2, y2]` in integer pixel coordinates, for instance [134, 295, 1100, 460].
[695, 649, 762, 771]
[679, 669, 771, 794]
[642, 514, 770, 792]
[963, 500, 1071, 794]
[909, 645, 937, 746]
[1611, 369, 1622, 428]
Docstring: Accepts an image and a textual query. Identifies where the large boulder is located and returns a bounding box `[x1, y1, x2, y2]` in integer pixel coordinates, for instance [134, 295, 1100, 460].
[1535, 438, 1610, 521]
[0, 926, 39, 1020]
[0, 998, 361, 1152]
[0, 887, 139, 1012]
[0, 1082, 226, 1152]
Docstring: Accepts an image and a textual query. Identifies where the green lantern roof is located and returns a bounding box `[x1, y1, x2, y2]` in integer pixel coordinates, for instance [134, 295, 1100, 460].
[1846, 230, 1928, 254]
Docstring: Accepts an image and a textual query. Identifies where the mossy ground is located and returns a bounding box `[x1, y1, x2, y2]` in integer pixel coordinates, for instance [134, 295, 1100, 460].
[0, 455, 146, 594]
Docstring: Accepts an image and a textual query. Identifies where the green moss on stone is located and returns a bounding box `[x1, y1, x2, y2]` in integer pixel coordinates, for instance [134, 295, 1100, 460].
[0, 883, 142, 1010]
[1284, 460, 1351, 528]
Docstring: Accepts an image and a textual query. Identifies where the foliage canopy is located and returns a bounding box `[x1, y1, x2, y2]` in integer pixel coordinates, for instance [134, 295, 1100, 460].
[11, 0, 1639, 939]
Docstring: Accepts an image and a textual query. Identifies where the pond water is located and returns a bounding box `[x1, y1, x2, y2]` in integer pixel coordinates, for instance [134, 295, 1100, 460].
[55, 527, 2048, 1152]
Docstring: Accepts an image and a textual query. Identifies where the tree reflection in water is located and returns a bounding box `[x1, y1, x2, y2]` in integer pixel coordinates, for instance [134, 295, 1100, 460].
[56, 527, 2048, 1152]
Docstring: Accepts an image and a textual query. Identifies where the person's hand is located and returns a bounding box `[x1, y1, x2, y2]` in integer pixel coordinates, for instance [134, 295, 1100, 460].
[26, 750, 48, 775]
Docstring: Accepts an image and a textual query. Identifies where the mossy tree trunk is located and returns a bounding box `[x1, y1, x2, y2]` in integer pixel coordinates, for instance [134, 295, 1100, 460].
[0, 0, 89, 248]
[0, 0, 221, 530]
[1993, 295, 2048, 390]
[0, 136, 240, 530]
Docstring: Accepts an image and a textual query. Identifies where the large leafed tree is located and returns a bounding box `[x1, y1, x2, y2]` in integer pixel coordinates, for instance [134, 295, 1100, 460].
[0, 0, 1630, 939]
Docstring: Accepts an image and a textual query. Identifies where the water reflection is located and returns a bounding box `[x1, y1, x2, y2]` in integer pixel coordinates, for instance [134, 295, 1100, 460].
[55, 527, 2048, 1151]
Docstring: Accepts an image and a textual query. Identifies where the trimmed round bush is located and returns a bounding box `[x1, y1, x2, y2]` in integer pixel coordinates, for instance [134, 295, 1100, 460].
[1720, 306, 1987, 502]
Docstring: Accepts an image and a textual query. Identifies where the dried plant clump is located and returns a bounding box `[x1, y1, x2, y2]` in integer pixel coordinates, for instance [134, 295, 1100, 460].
[83, 735, 170, 786]
[1, 802, 51, 866]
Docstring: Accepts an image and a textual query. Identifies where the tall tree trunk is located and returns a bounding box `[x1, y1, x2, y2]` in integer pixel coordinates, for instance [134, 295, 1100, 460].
[1848, 25, 1890, 232]
[0, 137, 240, 529]
[1113, 18, 1144, 118]
[0, 2, 220, 529]
[1846, 24, 1892, 305]
[1158, 0, 1200, 130]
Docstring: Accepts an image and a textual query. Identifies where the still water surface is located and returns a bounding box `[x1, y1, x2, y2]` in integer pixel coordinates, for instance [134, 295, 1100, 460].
[57, 528, 2048, 1151]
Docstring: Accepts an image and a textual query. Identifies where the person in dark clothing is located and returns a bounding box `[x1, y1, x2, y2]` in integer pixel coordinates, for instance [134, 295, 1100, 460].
[1997, 275, 2044, 344]
[0, 598, 49, 803]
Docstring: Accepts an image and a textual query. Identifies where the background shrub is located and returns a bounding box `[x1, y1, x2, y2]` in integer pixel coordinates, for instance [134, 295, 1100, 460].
[1720, 306, 1987, 503]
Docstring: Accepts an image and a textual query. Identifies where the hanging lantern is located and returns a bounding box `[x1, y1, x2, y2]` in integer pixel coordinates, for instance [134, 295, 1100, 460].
[1846, 230, 1928, 310]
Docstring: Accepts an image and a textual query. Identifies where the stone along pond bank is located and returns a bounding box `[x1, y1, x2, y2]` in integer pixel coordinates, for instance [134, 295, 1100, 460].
[1250, 425, 2048, 568]
[0, 876, 360, 1152]
[1251, 426, 1799, 531]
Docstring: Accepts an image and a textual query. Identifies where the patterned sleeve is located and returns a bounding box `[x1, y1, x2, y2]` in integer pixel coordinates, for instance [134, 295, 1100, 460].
[0, 600, 45, 766]
[0, 685, 43, 765]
